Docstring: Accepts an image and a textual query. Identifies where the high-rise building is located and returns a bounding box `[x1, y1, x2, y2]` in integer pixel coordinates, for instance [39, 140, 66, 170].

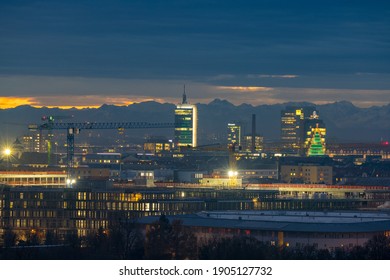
[280, 106, 316, 154]
[174, 87, 197, 148]
[22, 131, 48, 153]
[243, 135, 264, 152]
[227, 123, 241, 149]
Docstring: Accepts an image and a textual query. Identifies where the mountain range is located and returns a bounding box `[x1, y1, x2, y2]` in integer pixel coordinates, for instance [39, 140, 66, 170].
[1, 99, 389, 144]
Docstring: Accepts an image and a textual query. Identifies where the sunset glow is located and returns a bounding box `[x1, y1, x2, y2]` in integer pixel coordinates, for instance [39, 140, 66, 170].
[0, 97, 38, 109]
[0, 96, 151, 109]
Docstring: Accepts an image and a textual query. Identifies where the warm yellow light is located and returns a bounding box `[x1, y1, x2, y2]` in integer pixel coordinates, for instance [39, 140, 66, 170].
[4, 148, 11, 156]
[0, 97, 37, 109]
[228, 170, 238, 177]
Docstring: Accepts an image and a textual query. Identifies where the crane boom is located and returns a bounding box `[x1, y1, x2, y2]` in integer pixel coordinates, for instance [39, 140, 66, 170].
[30, 121, 175, 183]
[39, 121, 174, 130]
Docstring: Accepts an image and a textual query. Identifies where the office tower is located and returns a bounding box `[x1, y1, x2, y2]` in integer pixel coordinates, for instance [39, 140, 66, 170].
[251, 114, 256, 153]
[22, 131, 48, 153]
[227, 123, 241, 149]
[243, 135, 264, 152]
[174, 86, 198, 148]
[280, 106, 316, 154]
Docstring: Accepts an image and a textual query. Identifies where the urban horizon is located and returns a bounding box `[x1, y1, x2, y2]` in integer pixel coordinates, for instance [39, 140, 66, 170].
[1, 0, 390, 266]
[2, 95, 390, 110]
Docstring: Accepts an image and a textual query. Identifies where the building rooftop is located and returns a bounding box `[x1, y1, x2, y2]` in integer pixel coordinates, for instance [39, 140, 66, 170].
[138, 210, 390, 233]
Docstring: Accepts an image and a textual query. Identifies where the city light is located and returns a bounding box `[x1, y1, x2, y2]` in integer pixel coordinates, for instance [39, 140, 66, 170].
[228, 170, 238, 177]
[3, 148, 11, 156]
[66, 178, 76, 187]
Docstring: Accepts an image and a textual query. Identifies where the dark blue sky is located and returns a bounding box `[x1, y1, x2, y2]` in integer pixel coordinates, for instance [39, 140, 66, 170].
[1, 0, 389, 107]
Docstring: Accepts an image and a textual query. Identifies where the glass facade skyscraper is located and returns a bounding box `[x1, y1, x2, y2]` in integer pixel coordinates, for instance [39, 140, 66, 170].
[281, 106, 317, 154]
[174, 90, 197, 148]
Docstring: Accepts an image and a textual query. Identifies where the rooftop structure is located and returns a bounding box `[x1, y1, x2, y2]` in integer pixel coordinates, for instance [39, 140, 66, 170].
[139, 210, 390, 249]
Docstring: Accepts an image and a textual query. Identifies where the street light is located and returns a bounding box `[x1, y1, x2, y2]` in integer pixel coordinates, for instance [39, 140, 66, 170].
[66, 178, 76, 188]
[3, 148, 12, 169]
[4, 148, 11, 156]
[228, 170, 238, 177]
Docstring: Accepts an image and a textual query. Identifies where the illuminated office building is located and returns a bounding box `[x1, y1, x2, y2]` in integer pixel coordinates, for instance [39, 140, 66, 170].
[22, 132, 48, 153]
[143, 137, 173, 154]
[281, 106, 321, 154]
[227, 123, 241, 149]
[243, 135, 263, 152]
[174, 87, 197, 148]
[0, 186, 277, 239]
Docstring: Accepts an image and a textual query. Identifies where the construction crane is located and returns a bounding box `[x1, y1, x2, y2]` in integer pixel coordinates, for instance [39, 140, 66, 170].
[29, 121, 175, 180]
[41, 115, 74, 165]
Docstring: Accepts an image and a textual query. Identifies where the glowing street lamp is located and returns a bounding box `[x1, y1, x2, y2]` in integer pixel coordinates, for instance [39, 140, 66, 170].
[66, 178, 76, 188]
[3, 148, 12, 169]
[228, 170, 238, 177]
[4, 148, 11, 156]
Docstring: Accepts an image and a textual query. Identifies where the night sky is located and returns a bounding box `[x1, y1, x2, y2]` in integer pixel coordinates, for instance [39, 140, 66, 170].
[1, 0, 389, 108]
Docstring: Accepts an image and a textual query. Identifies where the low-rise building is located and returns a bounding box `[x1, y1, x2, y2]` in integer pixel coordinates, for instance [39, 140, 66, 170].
[139, 210, 390, 250]
[280, 164, 333, 185]
[0, 171, 67, 188]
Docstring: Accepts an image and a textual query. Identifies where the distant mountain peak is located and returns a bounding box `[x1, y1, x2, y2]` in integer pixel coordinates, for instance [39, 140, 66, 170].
[333, 100, 356, 107]
[208, 98, 234, 107]
[282, 101, 316, 107]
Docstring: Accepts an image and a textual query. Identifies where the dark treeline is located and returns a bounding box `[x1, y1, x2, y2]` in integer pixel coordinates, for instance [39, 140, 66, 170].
[1, 216, 390, 260]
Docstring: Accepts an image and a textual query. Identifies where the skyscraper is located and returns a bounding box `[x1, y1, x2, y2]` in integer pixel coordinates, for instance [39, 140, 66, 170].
[227, 123, 241, 149]
[280, 106, 316, 154]
[174, 86, 197, 148]
[242, 135, 263, 152]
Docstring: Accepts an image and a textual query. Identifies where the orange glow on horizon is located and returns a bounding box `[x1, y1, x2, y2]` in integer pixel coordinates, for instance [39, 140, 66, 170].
[0, 96, 156, 109]
[0, 97, 38, 109]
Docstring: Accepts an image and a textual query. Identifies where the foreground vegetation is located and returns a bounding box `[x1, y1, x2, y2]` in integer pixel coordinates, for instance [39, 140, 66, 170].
[1, 216, 390, 260]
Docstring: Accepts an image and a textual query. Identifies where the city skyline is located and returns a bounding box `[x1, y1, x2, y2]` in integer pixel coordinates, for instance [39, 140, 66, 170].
[1, 0, 390, 109]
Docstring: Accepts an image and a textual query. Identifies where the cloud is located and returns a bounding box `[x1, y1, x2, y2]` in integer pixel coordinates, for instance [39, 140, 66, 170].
[247, 74, 299, 79]
[1, 0, 389, 82]
[208, 74, 236, 81]
[1, 75, 389, 109]
[216, 86, 273, 92]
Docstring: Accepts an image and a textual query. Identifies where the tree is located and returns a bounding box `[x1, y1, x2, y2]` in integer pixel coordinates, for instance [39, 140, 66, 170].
[144, 215, 197, 260]
[365, 235, 390, 260]
[2, 228, 17, 248]
[108, 217, 144, 259]
[199, 236, 279, 260]
[44, 230, 59, 245]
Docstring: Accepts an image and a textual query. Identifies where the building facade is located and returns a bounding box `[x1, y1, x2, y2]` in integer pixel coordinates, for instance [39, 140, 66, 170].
[280, 165, 333, 185]
[242, 135, 264, 152]
[281, 106, 316, 154]
[227, 123, 241, 149]
[143, 138, 173, 154]
[0, 171, 67, 188]
[174, 91, 198, 148]
[139, 210, 390, 250]
[0, 186, 277, 241]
